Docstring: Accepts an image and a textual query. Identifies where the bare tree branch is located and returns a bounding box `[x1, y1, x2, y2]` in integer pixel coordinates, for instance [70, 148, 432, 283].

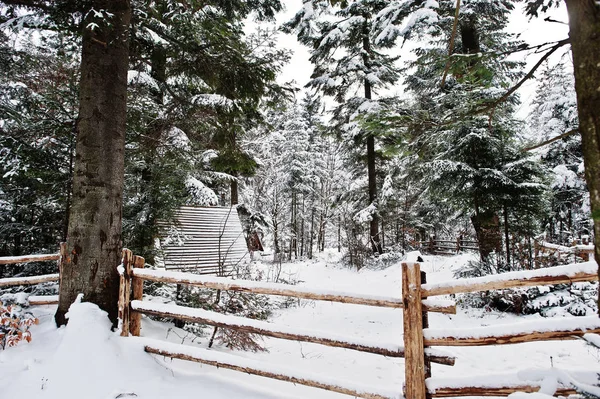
[523, 128, 579, 152]
[440, 0, 461, 89]
[475, 38, 570, 115]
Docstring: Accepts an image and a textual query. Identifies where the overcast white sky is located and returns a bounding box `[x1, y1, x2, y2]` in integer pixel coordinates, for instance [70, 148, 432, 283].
[259, 1, 571, 118]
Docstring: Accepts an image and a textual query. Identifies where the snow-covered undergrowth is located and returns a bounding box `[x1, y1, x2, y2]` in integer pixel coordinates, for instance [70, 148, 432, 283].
[1, 251, 599, 399]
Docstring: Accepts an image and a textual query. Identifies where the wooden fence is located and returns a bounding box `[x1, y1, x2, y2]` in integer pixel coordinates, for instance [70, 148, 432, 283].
[2, 246, 599, 398]
[419, 261, 599, 398]
[118, 250, 600, 399]
[419, 236, 479, 255]
[534, 239, 594, 266]
[0, 245, 62, 305]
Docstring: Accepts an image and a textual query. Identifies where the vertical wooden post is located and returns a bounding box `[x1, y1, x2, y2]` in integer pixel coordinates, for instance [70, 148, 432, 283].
[420, 270, 431, 380]
[130, 255, 145, 337]
[402, 262, 427, 399]
[118, 249, 133, 337]
[58, 242, 68, 282]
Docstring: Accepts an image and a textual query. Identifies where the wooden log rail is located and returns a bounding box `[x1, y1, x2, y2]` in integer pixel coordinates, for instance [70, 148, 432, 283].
[131, 268, 456, 314]
[421, 261, 598, 297]
[0, 273, 59, 287]
[428, 385, 577, 397]
[141, 338, 401, 399]
[424, 315, 600, 346]
[0, 253, 60, 265]
[131, 299, 455, 366]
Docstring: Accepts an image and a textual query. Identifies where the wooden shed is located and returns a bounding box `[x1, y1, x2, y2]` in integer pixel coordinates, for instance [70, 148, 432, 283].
[158, 206, 248, 275]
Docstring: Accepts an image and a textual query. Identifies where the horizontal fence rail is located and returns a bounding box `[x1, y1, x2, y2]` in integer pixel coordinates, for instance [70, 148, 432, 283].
[132, 268, 456, 314]
[424, 316, 600, 346]
[421, 261, 597, 297]
[141, 338, 402, 399]
[0, 253, 60, 265]
[0, 273, 59, 288]
[131, 299, 455, 365]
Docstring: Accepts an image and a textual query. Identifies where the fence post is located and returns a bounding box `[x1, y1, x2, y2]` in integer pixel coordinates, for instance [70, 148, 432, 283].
[402, 262, 427, 399]
[420, 270, 431, 379]
[130, 255, 145, 337]
[58, 242, 67, 285]
[118, 249, 133, 337]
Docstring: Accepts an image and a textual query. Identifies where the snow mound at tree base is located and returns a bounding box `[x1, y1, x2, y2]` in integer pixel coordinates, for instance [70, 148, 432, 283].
[0, 299, 284, 399]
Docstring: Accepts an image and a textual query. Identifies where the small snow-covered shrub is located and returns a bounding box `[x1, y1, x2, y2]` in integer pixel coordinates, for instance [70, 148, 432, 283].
[457, 282, 598, 316]
[454, 255, 597, 316]
[0, 301, 38, 349]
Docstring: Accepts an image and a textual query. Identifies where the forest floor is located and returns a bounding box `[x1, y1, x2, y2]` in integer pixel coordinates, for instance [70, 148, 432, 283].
[1, 250, 598, 399]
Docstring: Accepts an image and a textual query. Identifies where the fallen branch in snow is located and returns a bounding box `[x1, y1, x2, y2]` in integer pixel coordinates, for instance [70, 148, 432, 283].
[132, 300, 455, 365]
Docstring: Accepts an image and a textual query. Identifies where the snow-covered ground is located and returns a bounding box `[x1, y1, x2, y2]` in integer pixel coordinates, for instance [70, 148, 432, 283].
[1, 251, 599, 399]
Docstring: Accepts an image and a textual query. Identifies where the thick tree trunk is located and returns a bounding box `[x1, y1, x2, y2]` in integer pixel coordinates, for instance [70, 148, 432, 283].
[564, 0, 600, 313]
[55, 0, 131, 327]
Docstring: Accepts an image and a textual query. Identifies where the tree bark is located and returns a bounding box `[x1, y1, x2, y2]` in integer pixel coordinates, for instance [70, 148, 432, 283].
[55, 0, 131, 327]
[471, 211, 502, 262]
[564, 0, 600, 313]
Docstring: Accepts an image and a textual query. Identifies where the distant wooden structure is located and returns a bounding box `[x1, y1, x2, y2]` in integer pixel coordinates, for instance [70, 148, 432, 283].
[419, 235, 479, 255]
[158, 206, 248, 275]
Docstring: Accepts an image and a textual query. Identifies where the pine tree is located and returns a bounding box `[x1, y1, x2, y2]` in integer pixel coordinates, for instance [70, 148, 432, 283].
[529, 60, 589, 244]
[285, 0, 438, 254]
[377, 0, 550, 264]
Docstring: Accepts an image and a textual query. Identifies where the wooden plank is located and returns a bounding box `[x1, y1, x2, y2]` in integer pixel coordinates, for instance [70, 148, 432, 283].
[132, 269, 455, 313]
[429, 385, 577, 397]
[422, 270, 598, 297]
[145, 345, 396, 399]
[402, 262, 427, 399]
[424, 326, 600, 346]
[118, 249, 133, 337]
[28, 295, 59, 305]
[0, 253, 60, 265]
[0, 273, 60, 287]
[130, 255, 145, 337]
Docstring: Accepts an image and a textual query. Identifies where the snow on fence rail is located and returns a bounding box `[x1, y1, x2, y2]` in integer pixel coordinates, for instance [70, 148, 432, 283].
[421, 261, 598, 297]
[131, 268, 456, 314]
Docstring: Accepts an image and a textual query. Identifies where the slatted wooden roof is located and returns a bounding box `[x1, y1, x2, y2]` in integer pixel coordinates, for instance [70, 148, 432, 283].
[159, 206, 248, 274]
